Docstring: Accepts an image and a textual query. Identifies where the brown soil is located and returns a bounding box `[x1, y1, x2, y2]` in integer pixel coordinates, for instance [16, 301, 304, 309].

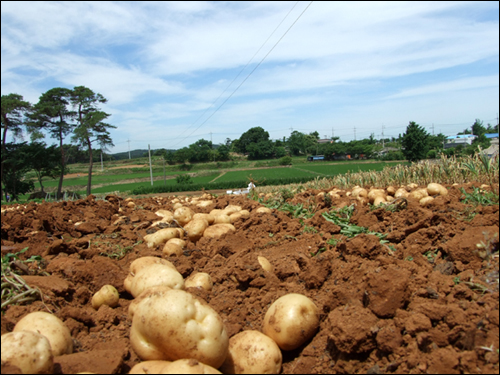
[1, 182, 499, 374]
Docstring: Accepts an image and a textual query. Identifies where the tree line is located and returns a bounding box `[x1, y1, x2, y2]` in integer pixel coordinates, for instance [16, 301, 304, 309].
[1, 87, 115, 200]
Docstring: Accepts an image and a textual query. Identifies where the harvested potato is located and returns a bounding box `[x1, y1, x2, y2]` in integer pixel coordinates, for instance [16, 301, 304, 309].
[13, 311, 73, 356]
[124, 257, 177, 293]
[184, 218, 209, 242]
[1, 330, 53, 374]
[92, 284, 120, 309]
[193, 213, 215, 225]
[262, 293, 319, 351]
[130, 288, 229, 368]
[419, 196, 434, 206]
[128, 360, 171, 374]
[185, 272, 213, 291]
[220, 330, 282, 374]
[161, 359, 221, 374]
[256, 207, 272, 214]
[144, 228, 180, 248]
[258, 256, 273, 273]
[129, 286, 173, 319]
[130, 263, 184, 298]
[173, 202, 184, 210]
[163, 238, 186, 257]
[351, 187, 368, 198]
[367, 189, 385, 203]
[407, 183, 418, 189]
[203, 224, 236, 239]
[213, 214, 231, 224]
[409, 188, 428, 201]
[427, 182, 448, 196]
[229, 212, 243, 223]
[196, 200, 213, 208]
[155, 210, 174, 220]
[386, 186, 396, 195]
[239, 210, 250, 219]
[222, 205, 242, 215]
[394, 188, 409, 198]
[373, 195, 387, 206]
[174, 207, 194, 226]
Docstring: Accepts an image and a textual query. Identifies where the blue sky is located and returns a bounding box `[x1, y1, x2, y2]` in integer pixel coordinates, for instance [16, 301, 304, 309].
[2, 1, 499, 154]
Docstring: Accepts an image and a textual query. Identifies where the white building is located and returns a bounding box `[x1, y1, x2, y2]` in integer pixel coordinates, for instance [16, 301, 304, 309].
[444, 134, 477, 149]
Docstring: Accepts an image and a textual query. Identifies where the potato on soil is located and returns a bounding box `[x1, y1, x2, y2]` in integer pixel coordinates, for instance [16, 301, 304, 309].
[427, 182, 448, 196]
[144, 228, 180, 248]
[130, 288, 229, 368]
[128, 360, 171, 374]
[124, 257, 177, 293]
[92, 284, 120, 309]
[193, 213, 215, 225]
[1, 330, 54, 374]
[128, 285, 173, 319]
[419, 196, 435, 206]
[13, 311, 73, 356]
[161, 359, 221, 374]
[213, 214, 231, 224]
[184, 218, 209, 242]
[174, 206, 194, 226]
[185, 272, 213, 291]
[163, 238, 186, 257]
[258, 256, 273, 273]
[203, 224, 236, 239]
[409, 188, 428, 201]
[262, 293, 319, 351]
[129, 263, 184, 298]
[256, 207, 272, 214]
[220, 330, 282, 374]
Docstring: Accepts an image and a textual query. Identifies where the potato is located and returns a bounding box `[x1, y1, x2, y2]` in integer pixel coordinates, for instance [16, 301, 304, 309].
[124, 257, 177, 293]
[220, 330, 282, 374]
[144, 228, 180, 248]
[196, 200, 213, 208]
[92, 285, 120, 310]
[262, 293, 319, 351]
[13, 311, 73, 356]
[130, 263, 184, 297]
[128, 360, 171, 374]
[203, 224, 236, 239]
[258, 256, 273, 273]
[351, 187, 368, 198]
[1, 330, 53, 374]
[185, 272, 213, 291]
[213, 214, 231, 224]
[409, 188, 428, 201]
[193, 213, 215, 225]
[407, 183, 418, 189]
[229, 212, 243, 223]
[239, 210, 250, 219]
[130, 288, 229, 368]
[367, 189, 385, 203]
[427, 182, 448, 196]
[184, 218, 209, 242]
[174, 207, 194, 226]
[173, 202, 184, 210]
[373, 195, 387, 206]
[129, 285, 172, 319]
[155, 210, 174, 220]
[419, 196, 435, 206]
[163, 238, 186, 257]
[386, 186, 396, 195]
[394, 188, 409, 198]
[222, 205, 242, 215]
[256, 207, 272, 214]
[161, 359, 221, 374]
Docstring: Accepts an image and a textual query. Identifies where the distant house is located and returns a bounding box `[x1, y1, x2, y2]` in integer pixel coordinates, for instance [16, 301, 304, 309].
[376, 147, 400, 157]
[317, 139, 333, 144]
[484, 133, 499, 145]
[444, 134, 477, 149]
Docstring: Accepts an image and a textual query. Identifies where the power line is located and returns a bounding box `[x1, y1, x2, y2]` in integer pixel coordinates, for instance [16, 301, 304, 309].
[169, 1, 314, 149]
[169, 1, 302, 146]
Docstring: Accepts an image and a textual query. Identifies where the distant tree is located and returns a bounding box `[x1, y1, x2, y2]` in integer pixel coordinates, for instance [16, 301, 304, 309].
[188, 139, 212, 162]
[29, 87, 76, 198]
[71, 86, 115, 196]
[216, 144, 230, 161]
[486, 123, 499, 133]
[1, 94, 32, 200]
[247, 140, 275, 160]
[401, 121, 430, 163]
[1, 142, 35, 201]
[428, 133, 447, 151]
[26, 142, 65, 193]
[471, 119, 487, 136]
[235, 127, 270, 154]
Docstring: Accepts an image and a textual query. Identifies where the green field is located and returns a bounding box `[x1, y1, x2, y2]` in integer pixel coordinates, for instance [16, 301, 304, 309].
[24, 158, 407, 198]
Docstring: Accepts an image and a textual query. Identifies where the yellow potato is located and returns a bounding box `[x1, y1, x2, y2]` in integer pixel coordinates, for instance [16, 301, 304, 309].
[419, 196, 435, 206]
[174, 206, 194, 226]
[129, 263, 184, 298]
[213, 214, 231, 224]
[220, 330, 282, 374]
[256, 207, 272, 214]
[262, 293, 319, 351]
[258, 256, 273, 273]
[92, 285, 120, 309]
[367, 189, 386, 203]
[184, 219, 209, 242]
[373, 195, 387, 206]
[409, 188, 428, 201]
[13, 311, 73, 356]
[144, 228, 180, 248]
[162, 238, 186, 257]
[427, 183, 448, 196]
[351, 187, 368, 198]
[222, 205, 242, 215]
[184, 272, 213, 291]
[129, 286, 173, 319]
[124, 257, 177, 293]
[193, 213, 215, 225]
[394, 188, 409, 198]
[203, 224, 236, 239]
[196, 200, 213, 208]
[161, 359, 221, 374]
[1, 331, 54, 374]
[128, 360, 171, 374]
[229, 212, 243, 223]
[130, 288, 229, 368]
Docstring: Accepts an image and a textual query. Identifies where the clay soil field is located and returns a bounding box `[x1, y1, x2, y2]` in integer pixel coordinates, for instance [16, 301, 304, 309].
[1, 182, 499, 374]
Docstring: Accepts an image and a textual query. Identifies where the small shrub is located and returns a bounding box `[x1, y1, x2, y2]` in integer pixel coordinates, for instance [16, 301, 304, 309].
[176, 174, 192, 184]
[279, 156, 293, 166]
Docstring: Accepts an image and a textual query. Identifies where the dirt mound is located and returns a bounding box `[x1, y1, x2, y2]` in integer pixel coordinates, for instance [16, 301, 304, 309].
[1, 183, 498, 374]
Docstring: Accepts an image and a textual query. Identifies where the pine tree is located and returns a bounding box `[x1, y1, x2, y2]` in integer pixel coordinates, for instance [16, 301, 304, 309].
[401, 121, 429, 163]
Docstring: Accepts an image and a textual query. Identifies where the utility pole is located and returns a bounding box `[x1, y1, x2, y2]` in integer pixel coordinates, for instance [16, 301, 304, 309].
[431, 123, 435, 136]
[127, 139, 131, 159]
[382, 124, 385, 148]
[148, 144, 153, 186]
